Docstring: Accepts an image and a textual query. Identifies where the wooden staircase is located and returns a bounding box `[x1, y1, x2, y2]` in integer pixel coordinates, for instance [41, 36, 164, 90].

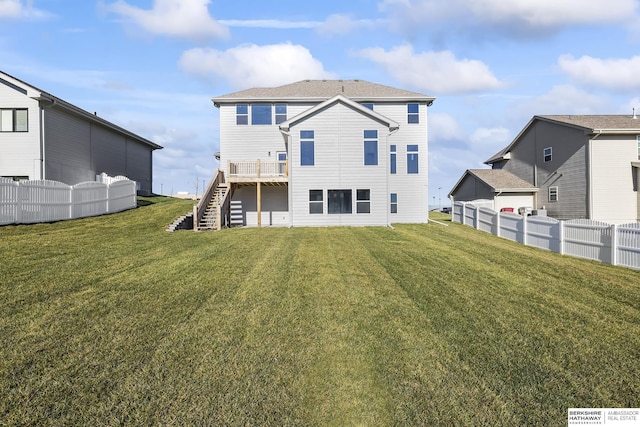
[198, 184, 228, 230]
[193, 169, 233, 231]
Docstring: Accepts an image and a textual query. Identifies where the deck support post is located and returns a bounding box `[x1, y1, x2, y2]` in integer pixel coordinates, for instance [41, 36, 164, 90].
[257, 181, 262, 227]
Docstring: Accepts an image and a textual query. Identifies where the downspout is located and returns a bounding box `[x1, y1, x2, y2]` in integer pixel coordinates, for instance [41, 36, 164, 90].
[587, 131, 602, 219]
[386, 126, 399, 227]
[279, 127, 293, 227]
[39, 97, 57, 180]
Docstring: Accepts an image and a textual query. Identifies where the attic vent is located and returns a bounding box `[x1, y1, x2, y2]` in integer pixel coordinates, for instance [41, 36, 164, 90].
[342, 85, 344, 92]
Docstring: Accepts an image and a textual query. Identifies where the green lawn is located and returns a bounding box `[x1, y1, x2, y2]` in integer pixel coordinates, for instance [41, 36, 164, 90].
[1, 197, 638, 426]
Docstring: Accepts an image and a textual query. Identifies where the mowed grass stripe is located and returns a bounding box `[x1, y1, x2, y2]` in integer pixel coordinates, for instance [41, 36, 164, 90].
[0, 199, 638, 425]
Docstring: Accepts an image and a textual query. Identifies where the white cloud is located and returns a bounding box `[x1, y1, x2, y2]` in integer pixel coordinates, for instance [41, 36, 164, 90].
[470, 126, 512, 157]
[219, 19, 320, 29]
[429, 113, 466, 142]
[379, 0, 638, 37]
[316, 14, 383, 36]
[558, 54, 640, 91]
[355, 44, 503, 94]
[0, 0, 52, 20]
[106, 0, 229, 40]
[513, 85, 606, 117]
[179, 43, 335, 88]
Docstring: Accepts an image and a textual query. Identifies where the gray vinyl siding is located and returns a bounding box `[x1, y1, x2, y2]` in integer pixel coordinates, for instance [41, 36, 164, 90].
[590, 135, 638, 224]
[125, 139, 153, 195]
[218, 102, 315, 169]
[0, 81, 42, 180]
[44, 107, 94, 184]
[92, 125, 127, 174]
[44, 107, 155, 194]
[381, 102, 429, 223]
[233, 185, 288, 226]
[451, 175, 494, 202]
[503, 120, 587, 220]
[289, 102, 389, 226]
[219, 99, 430, 226]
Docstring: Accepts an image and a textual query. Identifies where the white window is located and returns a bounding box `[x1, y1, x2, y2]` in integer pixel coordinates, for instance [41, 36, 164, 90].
[356, 189, 370, 214]
[309, 190, 323, 214]
[544, 147, 552, 162]
[0, 108, 27, 132]
[549, 186, 558, 202]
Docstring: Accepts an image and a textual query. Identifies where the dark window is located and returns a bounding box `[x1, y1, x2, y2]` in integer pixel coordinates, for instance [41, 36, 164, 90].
[408, 103, 419, 124]
[300, 130, 314, 166]
[407, 144, 419, 174]
[390, 145, 396, 174]
[0, 108, 28, 132]
[361, 103, 374, 110]
[275, 104, 287, 124]
[236, 104, 248, 125]
[544, 147, 552, 162]
[364, 130, 378, 166]
[309, 190, 323, 214]
[251, 104, 272, 125]
[328, 190, 352, 214]
[390, 193, 398, 213]
[356, 189, 370, 214]
[549, 186, 558, 202]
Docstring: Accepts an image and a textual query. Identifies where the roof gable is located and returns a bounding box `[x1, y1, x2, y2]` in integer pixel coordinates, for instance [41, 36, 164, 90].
[449, 169, 537, 197]
[485, 114, 640, 165]
[0, 70, 162, 150]
[278, 94, 399, 132]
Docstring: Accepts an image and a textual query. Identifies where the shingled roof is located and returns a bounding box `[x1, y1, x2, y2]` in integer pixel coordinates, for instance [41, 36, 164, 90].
[486, 114, 640, 164]
[212, 80, 435, 105]
[449, 168, 537, 198]
[537, 115, 640, 131]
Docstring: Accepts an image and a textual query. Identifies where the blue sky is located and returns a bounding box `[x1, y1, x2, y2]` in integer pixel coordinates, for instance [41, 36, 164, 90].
[2, 0, 640, 201]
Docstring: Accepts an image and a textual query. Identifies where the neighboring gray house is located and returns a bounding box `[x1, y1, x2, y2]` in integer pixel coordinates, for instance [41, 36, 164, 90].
[448, 168, 538, 212]
[198, 79, 435, 229]
[459, 115, 640, 224]
[0, 70, 162, 195]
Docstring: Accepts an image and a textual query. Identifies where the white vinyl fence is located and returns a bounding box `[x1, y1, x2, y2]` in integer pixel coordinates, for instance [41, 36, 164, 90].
[453, 202, 640, 270]
[0, 178, 137, 225]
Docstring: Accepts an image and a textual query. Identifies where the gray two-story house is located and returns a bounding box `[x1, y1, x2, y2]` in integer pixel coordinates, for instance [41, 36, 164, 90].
[451, 115, 640, 224]
[0, 70, 162, 195]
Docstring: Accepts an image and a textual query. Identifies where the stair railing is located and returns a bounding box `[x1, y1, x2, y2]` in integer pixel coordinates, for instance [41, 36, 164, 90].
[216, 185, 233, 230]
[194, 169, 224, 230]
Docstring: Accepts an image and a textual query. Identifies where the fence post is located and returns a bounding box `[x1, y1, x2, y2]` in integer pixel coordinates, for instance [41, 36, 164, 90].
[496, 211, 501, 238]
[522, 215, 527, 246]
[15, 182, 22, 223]
[474, 207, 479, 230]
[611, 223, 617, 266]
[558, 220, 564, 255]
[462, 203, 467, 225]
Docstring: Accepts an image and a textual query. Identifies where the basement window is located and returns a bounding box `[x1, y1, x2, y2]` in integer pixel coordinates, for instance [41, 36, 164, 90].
[309, 190, 323, 214]
[328, 190, 352, 214]
[356, 189, 370, 214]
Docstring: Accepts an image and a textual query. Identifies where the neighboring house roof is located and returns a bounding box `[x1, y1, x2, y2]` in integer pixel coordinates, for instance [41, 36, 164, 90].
[449, 169, 538, 197]
[1, 70, 162, 150]
[212, 79, 435, 105]
[486, 114, 640, 164]
[278, 94, 399, 132]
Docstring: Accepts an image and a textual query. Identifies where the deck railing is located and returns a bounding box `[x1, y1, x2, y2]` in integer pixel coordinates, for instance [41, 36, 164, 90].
[228, 160, 288, 178]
